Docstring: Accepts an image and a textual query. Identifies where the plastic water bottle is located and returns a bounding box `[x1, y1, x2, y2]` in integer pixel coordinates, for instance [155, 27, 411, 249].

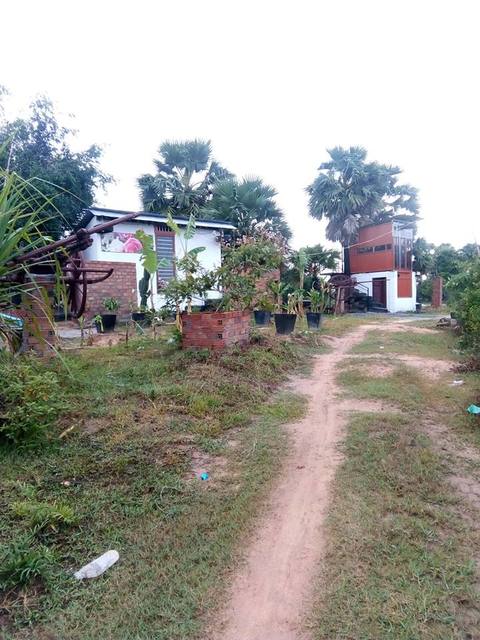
[74, 550, 119, 579]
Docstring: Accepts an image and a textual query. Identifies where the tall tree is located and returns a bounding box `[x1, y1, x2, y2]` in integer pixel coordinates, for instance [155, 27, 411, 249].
[204, 176, 291, 239]
[412, 237, 435, 275]
[0, 95, 111, 238]
[138, 139, 232, 217]
[306, 146, 418, 269]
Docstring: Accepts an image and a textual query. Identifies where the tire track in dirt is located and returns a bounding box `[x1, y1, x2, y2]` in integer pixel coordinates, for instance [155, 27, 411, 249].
[210, 325, 373, 640]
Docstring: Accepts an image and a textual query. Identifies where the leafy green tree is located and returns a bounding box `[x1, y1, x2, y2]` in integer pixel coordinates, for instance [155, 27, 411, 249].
[0, 96, 111, 238]
[458, 243, 480, 261]
[448, 258, 480, 349]
[138, 139, 232, 218]
[433, 244, 462, 280]
[412, 237, 434, 275]
[306, 146, 418, 270]
[204, 177, 291, 239]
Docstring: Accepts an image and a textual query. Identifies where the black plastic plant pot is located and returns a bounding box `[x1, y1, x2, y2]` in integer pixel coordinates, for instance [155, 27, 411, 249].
[416, 303, 422, 314]
[132, 312, 150, 326]
[97, 314, 117, 333]
[306, 312, 322, 330]
[274, 313, 297, 335]
[254, 310, 271, 326]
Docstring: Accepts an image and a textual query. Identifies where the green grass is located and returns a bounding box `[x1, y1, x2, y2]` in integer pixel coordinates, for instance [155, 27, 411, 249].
[350, 327, 456, 358]
[310, 411, 478, 639]
[0, 334, 310, 639]
[337, 362, 425, 411]
[319, 313, 389, 337]
[310, 327, 480, 639]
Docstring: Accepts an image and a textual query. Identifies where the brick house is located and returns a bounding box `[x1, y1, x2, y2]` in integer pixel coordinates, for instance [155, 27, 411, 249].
[78, 207, 235, 317]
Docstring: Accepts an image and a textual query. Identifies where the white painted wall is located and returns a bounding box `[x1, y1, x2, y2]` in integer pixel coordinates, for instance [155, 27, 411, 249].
[83, 218, 223, 307]
[353, 270, 417, 312]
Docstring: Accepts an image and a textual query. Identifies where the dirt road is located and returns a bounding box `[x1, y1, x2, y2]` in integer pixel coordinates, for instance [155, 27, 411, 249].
[211, 325, 372, 640]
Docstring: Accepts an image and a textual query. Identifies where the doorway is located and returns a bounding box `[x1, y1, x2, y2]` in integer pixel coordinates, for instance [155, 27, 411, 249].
[372, 277, 387, 307]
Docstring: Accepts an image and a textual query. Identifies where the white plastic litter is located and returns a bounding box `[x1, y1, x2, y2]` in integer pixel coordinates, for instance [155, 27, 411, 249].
[74, 550, 119, 580]
[450, 380, 465, 386]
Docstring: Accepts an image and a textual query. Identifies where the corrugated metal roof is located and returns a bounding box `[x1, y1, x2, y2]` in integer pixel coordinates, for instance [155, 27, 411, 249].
[78, 207, 236, 230]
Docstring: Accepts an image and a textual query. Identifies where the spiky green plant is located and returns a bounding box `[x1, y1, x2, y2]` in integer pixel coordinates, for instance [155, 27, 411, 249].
[0, 168, 65, 351]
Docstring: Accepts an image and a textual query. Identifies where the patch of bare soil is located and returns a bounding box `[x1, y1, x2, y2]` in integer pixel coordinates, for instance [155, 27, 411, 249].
[379, 322, 438, 335]
[345, 352, 454, 379]
[210, 324, 373, 640]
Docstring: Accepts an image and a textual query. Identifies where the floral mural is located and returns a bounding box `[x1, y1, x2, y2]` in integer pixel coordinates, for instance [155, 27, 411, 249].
[101, 232, 144, 253]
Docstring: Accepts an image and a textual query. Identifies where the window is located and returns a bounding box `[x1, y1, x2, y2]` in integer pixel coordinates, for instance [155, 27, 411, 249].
[358, 246, 373, 254]
[394, 237, 412, 269]
[155, 232, 175, 284]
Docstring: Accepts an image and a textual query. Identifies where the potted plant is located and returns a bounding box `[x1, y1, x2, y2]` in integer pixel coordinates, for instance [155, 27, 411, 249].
[254, 293, 274, 326]
[96, 297, 119, 332]
[274, 290, 298, 335]
[306, 287, 325, 329]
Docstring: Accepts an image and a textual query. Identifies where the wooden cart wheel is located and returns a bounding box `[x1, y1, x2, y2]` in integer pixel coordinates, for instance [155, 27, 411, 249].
[67, 253, 88, 318]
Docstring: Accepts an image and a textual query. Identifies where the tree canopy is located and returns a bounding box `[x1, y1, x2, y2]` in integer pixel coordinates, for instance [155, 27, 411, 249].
[306, 146, 419, 246]
[204, 176, 291, 240]
[0, 95, 111, 238]
[138, 139, 232, 218]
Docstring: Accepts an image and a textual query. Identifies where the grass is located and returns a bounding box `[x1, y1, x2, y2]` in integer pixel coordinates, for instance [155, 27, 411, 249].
[350, 326, 457, 358]
[311, 325, 480, 639]
[319, 313, 389, 337]
[0, 333, 311, 639]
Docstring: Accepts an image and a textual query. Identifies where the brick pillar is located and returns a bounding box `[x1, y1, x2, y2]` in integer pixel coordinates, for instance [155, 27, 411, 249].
[431, 276, 443, 308]
[16, 287, 58, 356]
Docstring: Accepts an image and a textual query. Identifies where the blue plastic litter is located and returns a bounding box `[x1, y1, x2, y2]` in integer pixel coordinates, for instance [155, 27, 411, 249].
[467, 404, 480, 414]
[0, 312, 23, 329]
[200, 472, 209, 481]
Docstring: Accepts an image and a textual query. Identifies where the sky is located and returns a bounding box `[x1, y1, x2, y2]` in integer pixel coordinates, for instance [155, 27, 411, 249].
[2, 0, 479, 249]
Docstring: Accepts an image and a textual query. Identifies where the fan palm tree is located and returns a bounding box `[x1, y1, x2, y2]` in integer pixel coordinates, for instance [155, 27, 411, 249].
[204, 176, 291, 239]
[306, 146, 418, 271]
[138, 139, 232, 217]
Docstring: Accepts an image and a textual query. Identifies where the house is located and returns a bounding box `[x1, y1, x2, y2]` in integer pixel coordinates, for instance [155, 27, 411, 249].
[78, 207, 235, 316]
[347, 219, 416, 312]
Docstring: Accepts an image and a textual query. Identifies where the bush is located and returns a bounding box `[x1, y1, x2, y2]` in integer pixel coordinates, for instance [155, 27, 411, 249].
[0, 535, 54, 590]
[448, 259, 480, 349]
[0, 358, 65, 445]
[416, 277, 433, 303]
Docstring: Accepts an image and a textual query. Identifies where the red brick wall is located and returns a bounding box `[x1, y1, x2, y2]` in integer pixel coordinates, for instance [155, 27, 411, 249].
[432, 276, 443, 308]
[84, 260, 137, 318]
[181, 311, 251, 350]
[10, 288, 58, 356]
[255, 269, 281, 293]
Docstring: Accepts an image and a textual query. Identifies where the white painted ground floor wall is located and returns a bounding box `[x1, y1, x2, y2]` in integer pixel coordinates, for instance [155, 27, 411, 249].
[353, 270, 417, 312]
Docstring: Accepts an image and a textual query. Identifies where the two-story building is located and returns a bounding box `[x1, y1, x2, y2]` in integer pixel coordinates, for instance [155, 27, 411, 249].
[347, 219, 416, 313]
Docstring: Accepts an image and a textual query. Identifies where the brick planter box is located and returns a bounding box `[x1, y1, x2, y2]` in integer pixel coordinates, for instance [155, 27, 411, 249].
[181, 311, 251, 350]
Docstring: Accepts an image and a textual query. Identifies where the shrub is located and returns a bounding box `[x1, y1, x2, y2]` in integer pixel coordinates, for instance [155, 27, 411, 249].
[448, 258, 480, 349]
[11, 500, 76, 531]
[0, 358, 65, 445]
[0, 535, 54, 590]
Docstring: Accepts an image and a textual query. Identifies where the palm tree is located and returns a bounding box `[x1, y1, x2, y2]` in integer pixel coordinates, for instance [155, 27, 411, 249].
[204, 177, 291, 239]
[138, 139, 232, 217]
[306, 146, 418, 271]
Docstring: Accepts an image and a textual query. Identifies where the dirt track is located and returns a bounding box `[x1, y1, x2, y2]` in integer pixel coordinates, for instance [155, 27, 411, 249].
[211, 325, 372, 640]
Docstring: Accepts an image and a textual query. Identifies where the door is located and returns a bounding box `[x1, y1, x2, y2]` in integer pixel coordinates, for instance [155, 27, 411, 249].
[372, 277, 387, 307]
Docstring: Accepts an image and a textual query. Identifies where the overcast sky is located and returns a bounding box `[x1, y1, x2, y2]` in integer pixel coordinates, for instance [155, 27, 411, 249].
[2, 0, 479, 249]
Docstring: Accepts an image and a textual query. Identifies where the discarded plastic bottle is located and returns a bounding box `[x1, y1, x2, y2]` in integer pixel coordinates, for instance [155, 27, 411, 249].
[74, 550, 119, 580]
[200, 472, 209, 481]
